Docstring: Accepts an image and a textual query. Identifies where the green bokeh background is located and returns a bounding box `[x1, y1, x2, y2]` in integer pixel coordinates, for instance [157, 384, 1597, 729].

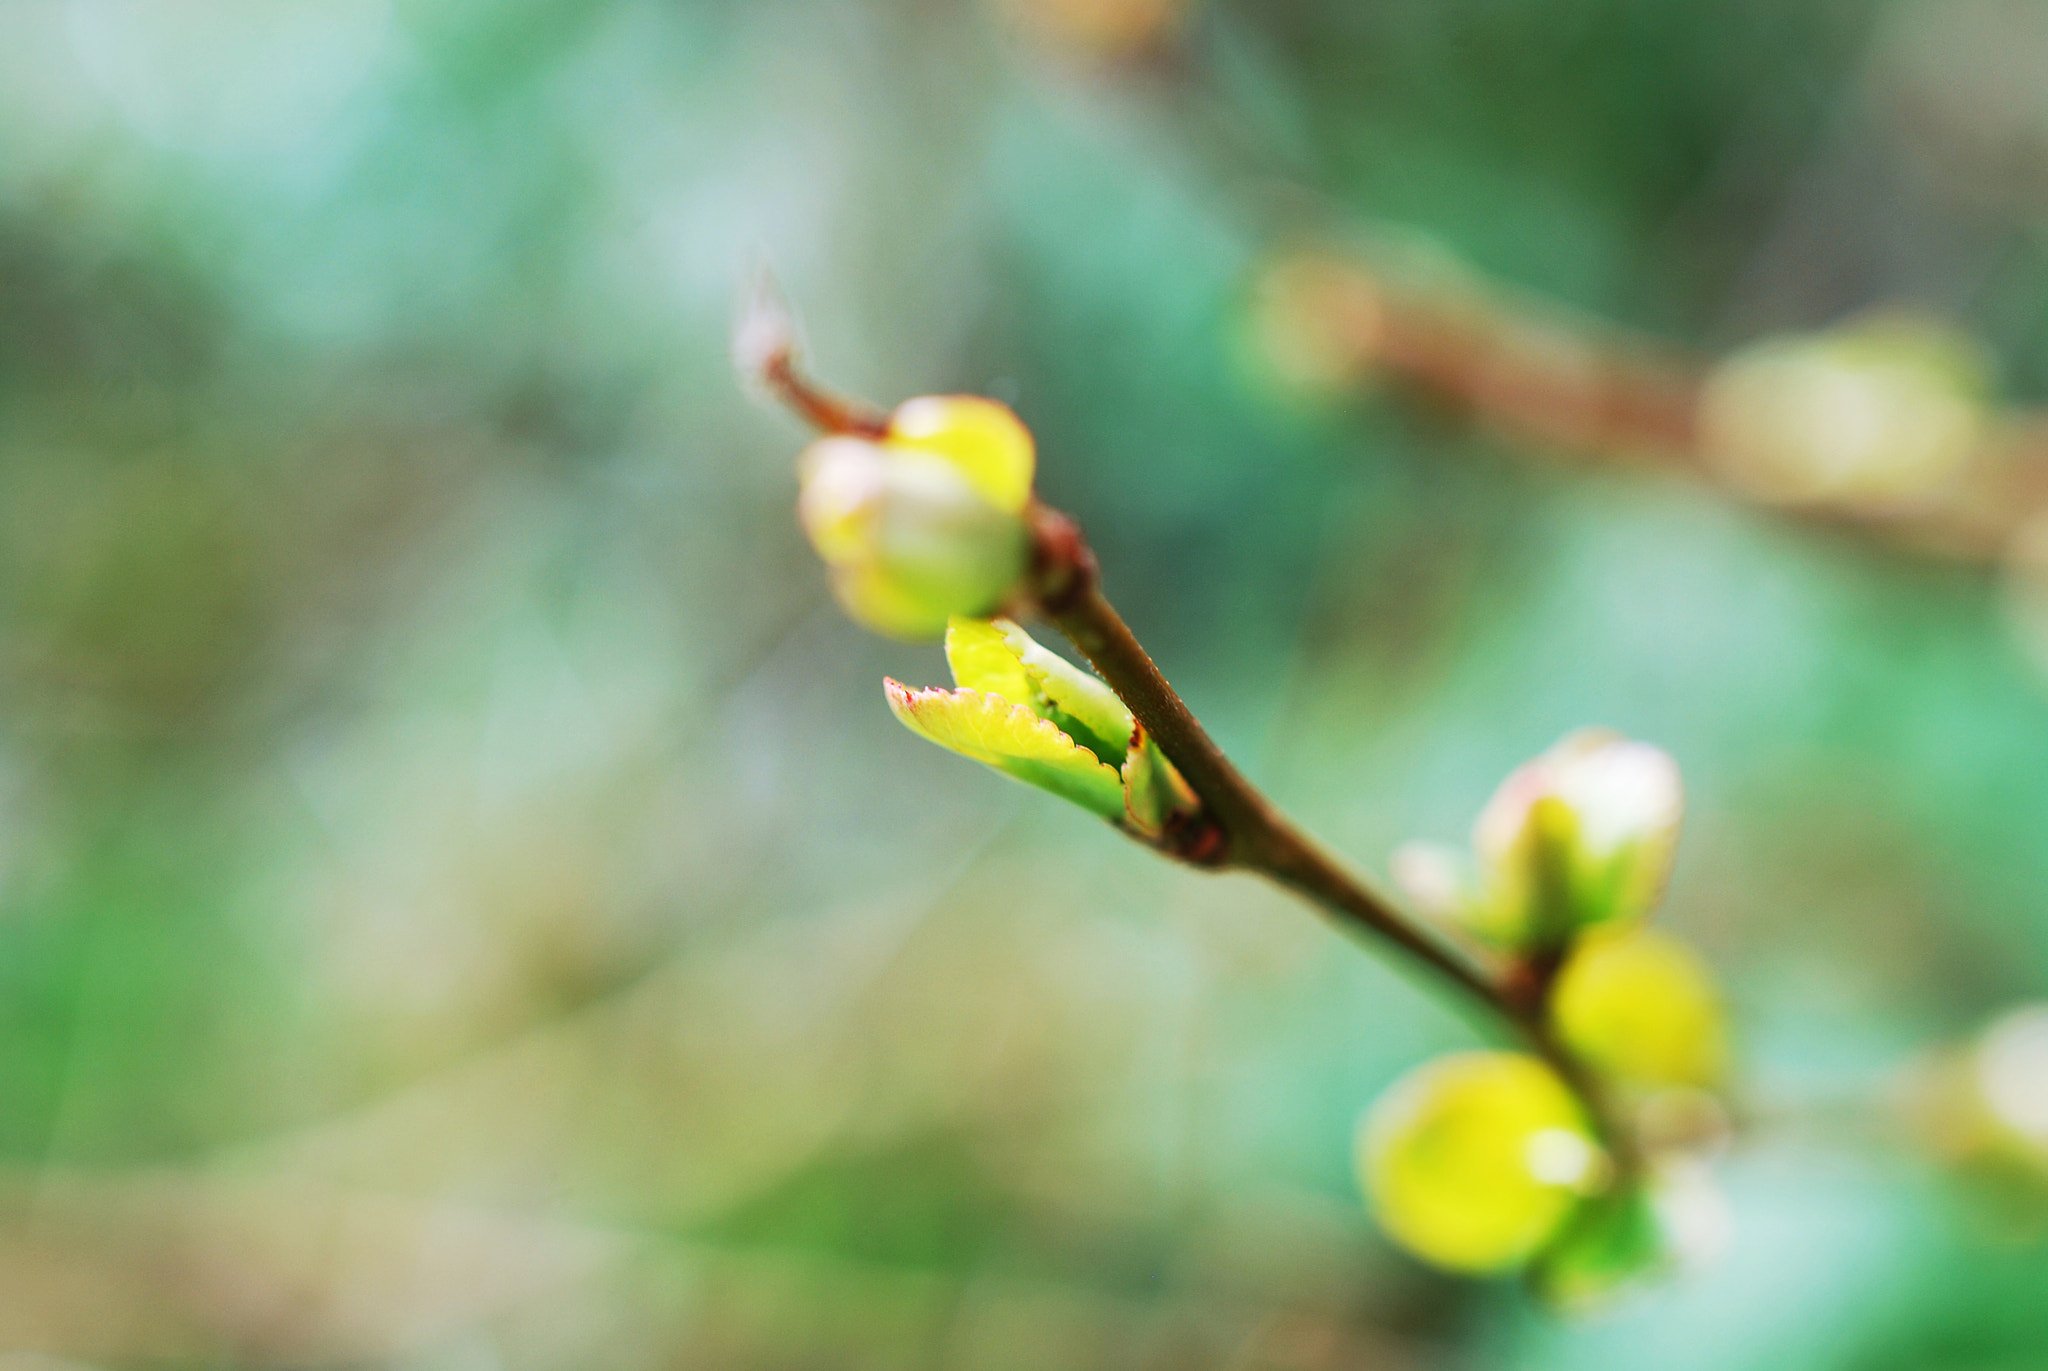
[2, 0, 2047, 1365]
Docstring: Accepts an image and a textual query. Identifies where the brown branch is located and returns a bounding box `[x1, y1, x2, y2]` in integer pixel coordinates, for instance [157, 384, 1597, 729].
[757, 351, 890, 440]
[1267, 244, 2048, 567]
[1114, 47, 2048, 568]
[1026, 503, 1632, 1158]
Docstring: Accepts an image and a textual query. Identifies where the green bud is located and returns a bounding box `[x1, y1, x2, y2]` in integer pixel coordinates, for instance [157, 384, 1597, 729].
[1477, 731, 1681, 939]
[1395, 730, 1683, 951]
[798, 437, 1028, 640]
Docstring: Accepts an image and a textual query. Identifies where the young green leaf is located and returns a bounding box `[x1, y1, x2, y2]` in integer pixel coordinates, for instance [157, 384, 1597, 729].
[993, 618, 1133, 765]
[943, 616, 1036, 707]
[884, 680, 1126, 819]
[914, 619, 1201, 838]
[944, 616, 1133, 767]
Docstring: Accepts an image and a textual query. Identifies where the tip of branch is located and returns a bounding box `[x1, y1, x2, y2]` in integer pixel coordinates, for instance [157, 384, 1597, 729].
[733, 262, 800, 393]
[732, 267, 892, 439]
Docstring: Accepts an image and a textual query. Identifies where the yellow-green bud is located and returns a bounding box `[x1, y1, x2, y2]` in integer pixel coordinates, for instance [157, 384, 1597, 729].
[795, 396, 1037, 640]
[1359, 1051, 1604, 1274]
[1897, 1004, 2048, 1236]
[1550, 928, 1729, 1091]
[1466, 730, 1684, 948]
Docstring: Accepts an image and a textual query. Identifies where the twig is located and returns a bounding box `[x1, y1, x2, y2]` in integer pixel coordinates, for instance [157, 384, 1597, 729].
[1109, 47, 2048, 568]
[746, 332, 1633, 1159]
[1026, 502, 1630, 1158]
[734, 269, 890, 440]
[1278, 247, 2048, 566]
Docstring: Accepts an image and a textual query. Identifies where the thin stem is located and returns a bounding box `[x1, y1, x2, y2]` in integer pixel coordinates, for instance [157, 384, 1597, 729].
[759, 351, 890, 440]
[734, 272, 891, 440]
[1027, 504, 1631, 1157]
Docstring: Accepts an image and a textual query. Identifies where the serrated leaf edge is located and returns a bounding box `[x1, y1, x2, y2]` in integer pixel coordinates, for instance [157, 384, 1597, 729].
[884, 679, 1127, 819]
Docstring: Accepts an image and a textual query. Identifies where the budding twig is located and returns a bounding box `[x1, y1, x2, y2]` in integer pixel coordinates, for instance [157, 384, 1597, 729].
[1024, 503, 1631, 1160]
[1132, 55, 2048, 567]
[1265, 247, 2048, 567]
[741, 309, 1630, 1160]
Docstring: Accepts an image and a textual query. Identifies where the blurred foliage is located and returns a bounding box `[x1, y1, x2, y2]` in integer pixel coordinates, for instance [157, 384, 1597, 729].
[4, 0, 2048, 1366]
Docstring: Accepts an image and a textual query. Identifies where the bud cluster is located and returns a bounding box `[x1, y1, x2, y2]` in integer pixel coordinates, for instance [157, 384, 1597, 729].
[1365, 731, 1731, 1306]
[768, 372, 1730, 1306]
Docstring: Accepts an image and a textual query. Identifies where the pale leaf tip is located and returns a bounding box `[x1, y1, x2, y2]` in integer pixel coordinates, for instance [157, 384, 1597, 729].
[733, 261, 799, 389]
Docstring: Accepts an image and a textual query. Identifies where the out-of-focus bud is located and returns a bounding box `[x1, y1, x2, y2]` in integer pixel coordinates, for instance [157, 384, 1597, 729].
[1898, 1003, 2048, 1236]
[1358, 1051, 1606, 1274]
[1909, 1003, 2048, 1165]
[1532, 1159, 1731, 1311]
[1698, 316, 1991, 507]
[1977, 1004, 2048, 1151]
[796, 396, 1036, 640]
[887, 617, 1199, 832]
[884, 396, 1038, 514]
[1247, 250, 1386, 396]
[1464, 730, 1684, 950]
[1550, 928, 1729, 1091]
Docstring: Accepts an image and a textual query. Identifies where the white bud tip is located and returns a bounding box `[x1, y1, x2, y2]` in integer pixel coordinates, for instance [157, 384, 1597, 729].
[733, 264, 799, 385]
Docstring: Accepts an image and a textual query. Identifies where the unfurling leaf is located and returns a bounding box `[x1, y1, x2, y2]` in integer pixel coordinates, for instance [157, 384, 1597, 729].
[888, 617, 1200, 833]
[946, 617, 1133, 766]
[942, 615, 1037, 712]
[884, 680, 1126, 819]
